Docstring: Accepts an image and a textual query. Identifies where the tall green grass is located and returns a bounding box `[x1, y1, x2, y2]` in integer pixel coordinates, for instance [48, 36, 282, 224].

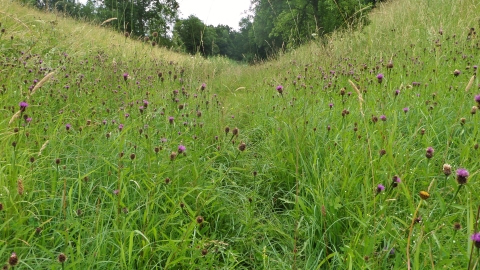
[1, 0, 480, 268]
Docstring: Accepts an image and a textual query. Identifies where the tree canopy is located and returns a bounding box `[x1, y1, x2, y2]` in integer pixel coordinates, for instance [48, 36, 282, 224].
[20, 0, 384, 62]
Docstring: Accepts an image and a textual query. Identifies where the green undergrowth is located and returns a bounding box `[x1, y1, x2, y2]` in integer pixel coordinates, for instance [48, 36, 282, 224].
[1, 0, 480, 268]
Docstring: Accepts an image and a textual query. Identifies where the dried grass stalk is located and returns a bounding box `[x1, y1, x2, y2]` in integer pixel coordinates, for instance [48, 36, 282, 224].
[8, 110, 21, 125]
[38, 140, 49, 156]
[29, 71, 55, 97]
[348, 79, 365, 116]
[466, 75, 475, 92]
[101, 18, 117, 26]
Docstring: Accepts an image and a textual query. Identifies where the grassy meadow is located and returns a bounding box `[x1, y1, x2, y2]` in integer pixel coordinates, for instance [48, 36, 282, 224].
[1, 0, 480, 268]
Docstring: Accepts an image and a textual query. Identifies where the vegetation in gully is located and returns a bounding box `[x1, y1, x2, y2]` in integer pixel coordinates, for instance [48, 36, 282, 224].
[1, 0, 480, 268]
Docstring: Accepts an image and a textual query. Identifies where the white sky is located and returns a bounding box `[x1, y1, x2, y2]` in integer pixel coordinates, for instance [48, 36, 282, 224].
[177, 0, 251, 30]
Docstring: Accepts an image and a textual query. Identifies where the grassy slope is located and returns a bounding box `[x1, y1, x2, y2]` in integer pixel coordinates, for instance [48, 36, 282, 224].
[1, 0, 480, 269]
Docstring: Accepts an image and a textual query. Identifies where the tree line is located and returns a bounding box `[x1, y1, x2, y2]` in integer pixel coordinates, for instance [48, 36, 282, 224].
[21, 0, 384, 62]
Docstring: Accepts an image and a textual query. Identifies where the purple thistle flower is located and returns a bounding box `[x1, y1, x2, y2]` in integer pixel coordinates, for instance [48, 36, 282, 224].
[113, 189, 120, 195]
[102, 120, 107, 125]
[143, 100, 149, 108]
[329, 103, 334, 109]
[472, 233, 480, 248]
[426, 147, 434, 159]
[376, 73, 384, 83]
[26, 117, 32, 123]
[178, 145, 186, 154]
[65, 124, 71, 131]
[123, 73, 128, 81]
[474, 94, 480, 105]
[168, 116, 174, 124]
[201, 83, 206, 90]
[403, 107, 409, 113]
[19, 101, 28, 112]
[377, 184, 385, 193]
[392, 175, 401, 188]
[118, 124, 124, 131]
[276, 85, 284, 94]
[125, 113, 130, 118]
[456, 168, 469, 184]
[380, 115, 387, 121]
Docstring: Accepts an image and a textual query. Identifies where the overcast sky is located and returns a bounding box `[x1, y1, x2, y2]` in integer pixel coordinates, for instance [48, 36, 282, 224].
[177, 0, 251, 30]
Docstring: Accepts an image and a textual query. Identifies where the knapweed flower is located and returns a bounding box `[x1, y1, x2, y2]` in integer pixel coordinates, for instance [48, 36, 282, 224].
[453, 222, 462, 231]
[168, 117, 174, 124]
[453, 69, 461, 76]
[392, 175, 401, 188]
[123, 73, 129, 81]
[425, 147, 434, 159]
[329, 103, 334, 109]
[9, 252, 18, 266]
[475, 94, 480, 106]
[376, 184, 385, 193]
[403, 107, 409, 113]
[201, 83, 206, 90]
[238, 142, 246, 152]
[178, 144, 186, 154]
[376, 73, 384, 83]
[65, 124, 71, 131]
[118, 124, 124, 131]
[456, 168, 469, 184]
[170, 151, 177, 161]
[471, 233, 480, 248]
[58, 253, 67, 263]
[380, 115, 387, 121]
[443, 164, 452, 176]
[276, 85, 283, 95]
[19, 101, 28, 112]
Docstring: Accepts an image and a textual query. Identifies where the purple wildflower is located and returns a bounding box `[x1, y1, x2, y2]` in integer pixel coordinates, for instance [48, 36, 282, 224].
[426, 147, 434, 159]
[376, 73, 384, 83]
[118, 124, 124, 131]
[26, 117, 32, 123]
[276, 85, 283, 94]
[403, 107, 409, 113]
[201, 83, 206, 90]
[380, 115, 387, 121]
[377, 184, 385, 193]
[113, 189, 120, 195]
[329, 103, 334, 109]
[474, 94, 480, 105]
[472, 233, 480, 248]
[65, 124, 71, 131]
[392, 175, 401, 188]
[168, 116, 174, 124]
[456, 168, 469, 184]
[178, 145, 186, 154]
[19, 101, 28, 112]
[123, 73, 128, 81]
